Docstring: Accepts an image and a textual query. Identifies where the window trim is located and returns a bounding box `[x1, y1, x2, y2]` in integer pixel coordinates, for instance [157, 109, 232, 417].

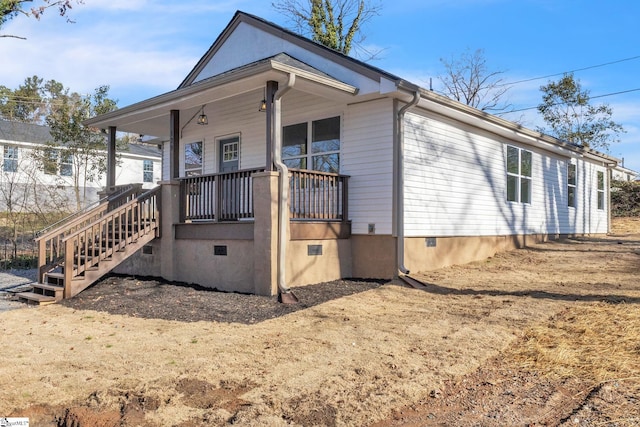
[143, 159, 154, 183]
[597, 170, 605, 210]
[184, 141, 203, 176]
[506, 145, 532, 204]
[282, 115, 341, 174]
[567, 162, 577, 208]
[3, 145, 18, 173]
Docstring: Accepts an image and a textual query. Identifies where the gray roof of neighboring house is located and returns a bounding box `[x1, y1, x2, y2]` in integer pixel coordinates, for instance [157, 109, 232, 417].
[0, 119, 161, 159]
[0, 120, 52, 144]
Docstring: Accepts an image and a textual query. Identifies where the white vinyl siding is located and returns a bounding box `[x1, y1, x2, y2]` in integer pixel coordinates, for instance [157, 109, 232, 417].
[342, 98, 395, 235]
[403, 110, 608, 236]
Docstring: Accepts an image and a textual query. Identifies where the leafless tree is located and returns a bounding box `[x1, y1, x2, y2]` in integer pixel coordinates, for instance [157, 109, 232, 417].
[438, 48, 511, 112]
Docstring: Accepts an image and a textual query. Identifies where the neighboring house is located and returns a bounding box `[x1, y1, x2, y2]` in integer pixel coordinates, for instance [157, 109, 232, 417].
[25, 11, 619, 304]
[612, 162, 638, 182]
[0, 120, 161, 212]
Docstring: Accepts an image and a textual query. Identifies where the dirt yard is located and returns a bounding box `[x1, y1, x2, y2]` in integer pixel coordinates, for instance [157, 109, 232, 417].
[1, 218, 639, 426]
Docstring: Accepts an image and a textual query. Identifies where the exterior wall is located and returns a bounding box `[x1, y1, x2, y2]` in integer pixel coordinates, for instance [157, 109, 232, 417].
[350, 235, 396, 279]
[286, 239, 352, 286]
[403, 109, 609, 238]
[342, 98, 395, 235]
[403, 234, 549, 273]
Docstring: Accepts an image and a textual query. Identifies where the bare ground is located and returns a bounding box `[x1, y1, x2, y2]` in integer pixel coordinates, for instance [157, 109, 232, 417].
[1, 219, 639, 426]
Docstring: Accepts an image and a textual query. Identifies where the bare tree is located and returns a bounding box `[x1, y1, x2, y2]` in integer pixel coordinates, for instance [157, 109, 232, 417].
[1, 0, 82, 40]
[438, 48, 511, 112]
[272, 0, 381, 57]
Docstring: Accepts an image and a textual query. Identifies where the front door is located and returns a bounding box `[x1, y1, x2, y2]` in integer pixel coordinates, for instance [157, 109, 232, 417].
[218, 136, 239, 219]
[219, 136, 239, 172]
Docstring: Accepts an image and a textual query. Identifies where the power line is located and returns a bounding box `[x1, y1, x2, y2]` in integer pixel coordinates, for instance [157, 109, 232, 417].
[497, 87, 640, 115]
[500, 55, 640, 87]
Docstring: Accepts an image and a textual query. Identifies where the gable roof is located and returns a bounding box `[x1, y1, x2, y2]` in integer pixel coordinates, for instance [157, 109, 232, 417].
[179, 11, 402, 89]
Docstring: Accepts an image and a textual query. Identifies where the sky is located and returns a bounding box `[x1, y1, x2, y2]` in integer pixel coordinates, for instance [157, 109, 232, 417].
[1, 0, 639, 171]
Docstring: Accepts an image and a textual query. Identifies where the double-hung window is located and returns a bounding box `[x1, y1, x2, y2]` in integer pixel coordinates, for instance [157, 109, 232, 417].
[60, 153, 73, 177]
[506, 145, 532, 204]
[597, 171, 605, 210]
[3, 146, 18, 173]
[185, 141, 203, 176]
[567, 163, 577, 207]
[143, 160, 153, 183]
[282, 116, 340, 173]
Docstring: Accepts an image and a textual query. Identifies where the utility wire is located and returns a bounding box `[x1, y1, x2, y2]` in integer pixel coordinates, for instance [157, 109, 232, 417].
[499, 55, 640, 87]
[497, 87, 640, 115]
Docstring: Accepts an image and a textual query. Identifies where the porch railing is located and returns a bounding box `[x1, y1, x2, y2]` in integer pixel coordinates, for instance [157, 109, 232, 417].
[289, 169, 349, 221]
[179, 168, 264, 222]
[178, 168, 349, 223]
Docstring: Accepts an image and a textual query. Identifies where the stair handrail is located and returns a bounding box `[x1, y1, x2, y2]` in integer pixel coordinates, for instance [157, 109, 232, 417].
[35, 183, 147, 283]
[60, 186, 161, 292]
[35, 184, 143, 240]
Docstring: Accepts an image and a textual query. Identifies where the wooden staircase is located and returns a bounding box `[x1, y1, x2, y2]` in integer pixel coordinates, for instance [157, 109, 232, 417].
[17, 185, 161, 305]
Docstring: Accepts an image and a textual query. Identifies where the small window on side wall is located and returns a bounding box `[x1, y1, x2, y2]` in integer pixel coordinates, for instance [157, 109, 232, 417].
[597, 171, 605, 210]
[185, 141, 203, 176]
[143, 160, 153, 183]
[506, 145, 532, 204]
[567, 163, 576, 207]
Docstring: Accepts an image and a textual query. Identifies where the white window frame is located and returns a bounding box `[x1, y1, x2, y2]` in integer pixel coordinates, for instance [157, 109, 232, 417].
[3, 146, 18, 173]
[60, 153, 73, 177]
[567, 162, 577, 208]
[184, 141, 203, 176]
[597, 170, 605, 210]
[143, 159, 154, 183]
[282, 116, 341, 174]
[506, 145, 532, 204]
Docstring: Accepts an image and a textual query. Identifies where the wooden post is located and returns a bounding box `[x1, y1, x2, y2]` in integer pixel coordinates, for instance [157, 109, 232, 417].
[265, 80, 278, 171]
[170, 110, 180, 179]
[107, 126, 117, 189]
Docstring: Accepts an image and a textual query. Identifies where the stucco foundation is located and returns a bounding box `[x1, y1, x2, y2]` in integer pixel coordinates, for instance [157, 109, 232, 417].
[403, 234, 551, 273]
[286, 239, 352, 287]
[350, 235, 397, 279]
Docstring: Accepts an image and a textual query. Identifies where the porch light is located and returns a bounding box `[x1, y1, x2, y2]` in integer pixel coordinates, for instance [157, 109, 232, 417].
[259, 87, 268, 112]
[197, 106, 208, 125]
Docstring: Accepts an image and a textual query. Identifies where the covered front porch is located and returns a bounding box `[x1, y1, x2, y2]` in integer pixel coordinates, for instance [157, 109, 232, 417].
[86, 55, 359, 295]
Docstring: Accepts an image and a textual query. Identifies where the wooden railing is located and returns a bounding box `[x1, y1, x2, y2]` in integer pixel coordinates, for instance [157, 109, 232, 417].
[35, 183, 147, 282]
[179, 168, 264, 222]
[62, 187, 160, 295]
[289, 169, 349, 221]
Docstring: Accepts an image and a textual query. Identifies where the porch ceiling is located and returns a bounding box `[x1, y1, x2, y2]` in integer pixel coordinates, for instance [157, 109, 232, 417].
[85, 57, 359, 139]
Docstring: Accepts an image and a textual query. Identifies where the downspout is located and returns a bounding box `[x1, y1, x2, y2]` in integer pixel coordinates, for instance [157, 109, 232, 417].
[396, 91, 421, 275]
[272, 73, 298, 302]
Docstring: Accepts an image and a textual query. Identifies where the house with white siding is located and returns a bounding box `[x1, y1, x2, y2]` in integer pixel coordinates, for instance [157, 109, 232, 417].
[20, 11, 618, 304]
[0, 120, 161, 212]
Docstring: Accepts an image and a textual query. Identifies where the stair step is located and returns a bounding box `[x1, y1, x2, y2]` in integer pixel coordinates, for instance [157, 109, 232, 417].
[32, 282, 64, 300]
[16, 292, 57, 306]
[46, 272, 64, 280]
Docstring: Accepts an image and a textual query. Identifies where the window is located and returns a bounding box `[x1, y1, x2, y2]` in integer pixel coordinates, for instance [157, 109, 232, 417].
[60, 153, 73, 177]
[221, 138, 239, 162]
[283, 116, 340, 173]
[3, 146, 18, 173]
[597, 171, 605, 210]
[185, 141, 203, 176]
[43, 150, 58, 175]
[506, 145, 532, 204]
[567, 163, 576, 207]
[143, 160, 153, 183]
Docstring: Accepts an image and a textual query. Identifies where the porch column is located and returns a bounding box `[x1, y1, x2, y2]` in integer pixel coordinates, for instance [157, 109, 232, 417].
[252, 171, 280, 296]
[169, 109, 180, 179]
[106, 126, 117, 189]
[265, 81, 278, 171]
